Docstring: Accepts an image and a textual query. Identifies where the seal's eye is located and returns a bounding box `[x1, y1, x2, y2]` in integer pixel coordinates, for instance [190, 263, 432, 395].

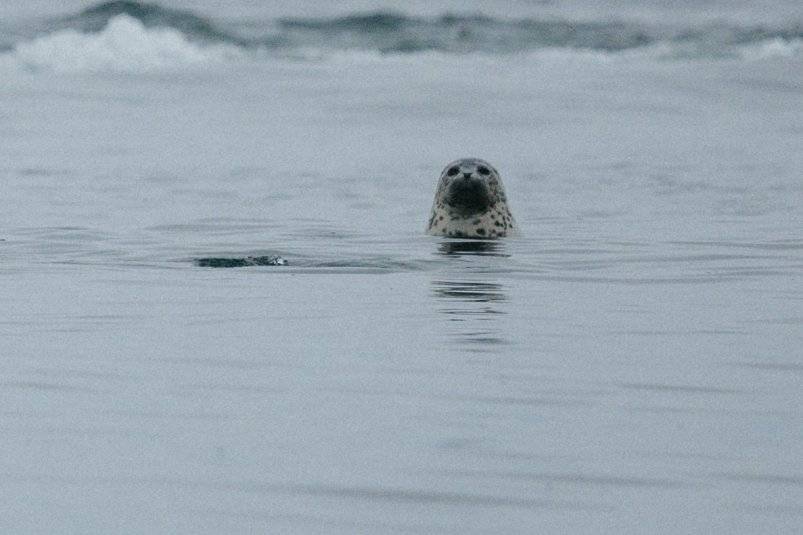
[477, 166, 491, 176]
[446, 167, 460, 177]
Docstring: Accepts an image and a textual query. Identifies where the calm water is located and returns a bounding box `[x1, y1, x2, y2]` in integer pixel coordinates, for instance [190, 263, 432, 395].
[1, 1, 802, 533]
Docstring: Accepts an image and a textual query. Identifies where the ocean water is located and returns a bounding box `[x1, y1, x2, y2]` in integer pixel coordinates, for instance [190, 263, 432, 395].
[1, 1, 802, 533]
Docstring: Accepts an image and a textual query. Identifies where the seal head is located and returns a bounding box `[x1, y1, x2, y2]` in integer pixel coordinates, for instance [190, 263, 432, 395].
[427, 158, 516, 238]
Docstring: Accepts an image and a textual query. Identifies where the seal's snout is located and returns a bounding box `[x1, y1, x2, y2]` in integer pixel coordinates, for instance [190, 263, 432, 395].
[462, 172, 473, 179]
[447, 177, 491, 214]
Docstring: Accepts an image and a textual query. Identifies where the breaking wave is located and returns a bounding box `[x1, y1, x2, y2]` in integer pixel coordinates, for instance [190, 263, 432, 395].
[10, 15, 244, 73]
[1, 0, 801, 73]
[56, 0, 245, 44]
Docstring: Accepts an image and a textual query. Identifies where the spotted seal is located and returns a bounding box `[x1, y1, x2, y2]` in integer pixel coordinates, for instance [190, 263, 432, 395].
[426, 158, 516, 238]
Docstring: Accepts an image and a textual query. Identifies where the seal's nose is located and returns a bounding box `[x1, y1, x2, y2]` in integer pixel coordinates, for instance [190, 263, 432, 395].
[462, 172, 473, 179]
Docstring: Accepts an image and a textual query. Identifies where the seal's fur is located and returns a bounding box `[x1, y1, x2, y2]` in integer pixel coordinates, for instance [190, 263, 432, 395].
[426, 158, 516, 238]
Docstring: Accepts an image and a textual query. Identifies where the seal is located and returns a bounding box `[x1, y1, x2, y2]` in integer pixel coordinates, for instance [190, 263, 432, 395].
[426, 158, 516, 238]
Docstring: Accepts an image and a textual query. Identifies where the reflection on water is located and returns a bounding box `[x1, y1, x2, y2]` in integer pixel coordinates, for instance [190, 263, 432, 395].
[432, 280, 506, 304]
[432, 240, 510, 350]
[437, 239, 510, 257]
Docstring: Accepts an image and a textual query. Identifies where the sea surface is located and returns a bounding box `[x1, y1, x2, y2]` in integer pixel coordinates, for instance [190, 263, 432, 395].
[1, 1, 802, 533]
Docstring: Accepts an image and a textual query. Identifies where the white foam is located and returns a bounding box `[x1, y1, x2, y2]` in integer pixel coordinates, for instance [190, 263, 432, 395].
[8, 15, 244, 73]
[738, 37, 803, 61]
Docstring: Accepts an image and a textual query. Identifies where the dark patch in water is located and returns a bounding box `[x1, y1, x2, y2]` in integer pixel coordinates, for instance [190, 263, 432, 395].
[438, 240, 508, 257]
[444, 469, 690, 488]
[231, 481, 603, 510]
[432, 280, 506, 302]
[281, 12, 412, 32]
[195, 256, 287, 268]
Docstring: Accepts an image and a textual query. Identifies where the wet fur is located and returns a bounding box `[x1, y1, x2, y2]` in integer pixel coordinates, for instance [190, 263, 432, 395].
[426, 158, 516, 238]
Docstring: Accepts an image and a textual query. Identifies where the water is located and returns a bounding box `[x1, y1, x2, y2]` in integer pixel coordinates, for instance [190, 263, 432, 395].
[1, 2, 802, 533]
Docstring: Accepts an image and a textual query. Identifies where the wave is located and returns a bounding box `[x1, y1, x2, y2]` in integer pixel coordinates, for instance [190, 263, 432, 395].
[9, 15, 243, 73]
[57, 0, 245, 45]
[1, 0, 801, 73]
[277, 13, 656, 53]
[276, 12, 802, 58]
